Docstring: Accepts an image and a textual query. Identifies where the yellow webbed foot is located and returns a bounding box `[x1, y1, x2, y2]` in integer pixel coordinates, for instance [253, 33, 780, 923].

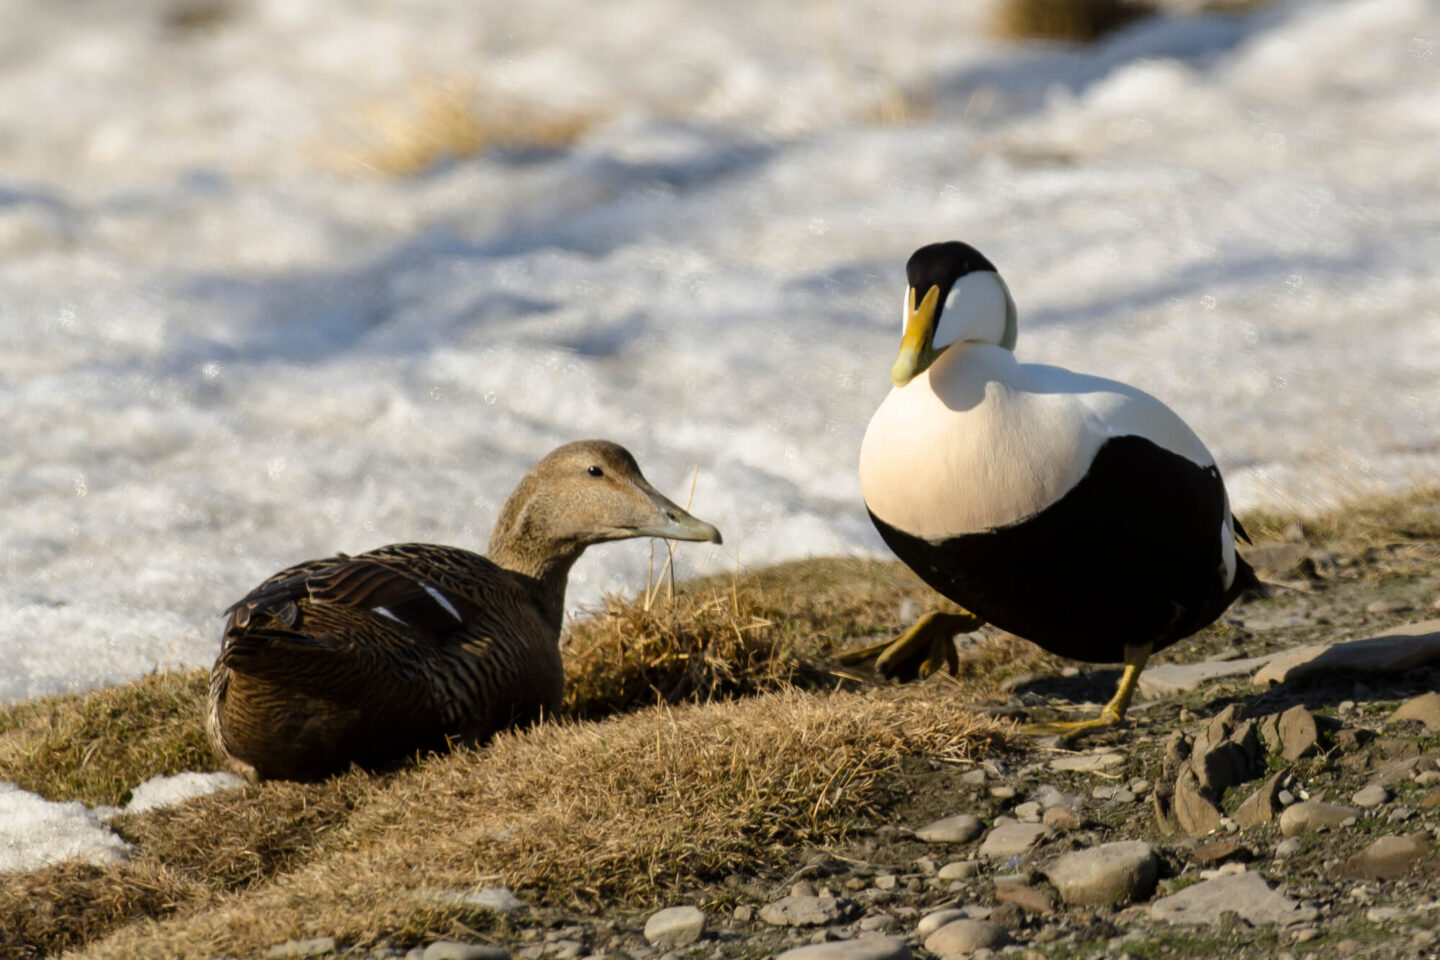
[835, 610, 984, 682]
[1017, 642, 1152, 744]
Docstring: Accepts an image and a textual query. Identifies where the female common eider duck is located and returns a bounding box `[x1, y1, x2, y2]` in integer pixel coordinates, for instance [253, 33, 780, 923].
[847, 241, 1259, 736]
[206, 440, 721, 781]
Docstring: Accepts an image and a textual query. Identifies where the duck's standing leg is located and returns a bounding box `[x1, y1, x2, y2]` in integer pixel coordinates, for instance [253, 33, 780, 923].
[836, 610, 985, 681]
[1018, 640, 1153, 742]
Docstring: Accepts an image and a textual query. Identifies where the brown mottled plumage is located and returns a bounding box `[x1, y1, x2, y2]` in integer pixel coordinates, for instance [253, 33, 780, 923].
[206, 440, 722, 781]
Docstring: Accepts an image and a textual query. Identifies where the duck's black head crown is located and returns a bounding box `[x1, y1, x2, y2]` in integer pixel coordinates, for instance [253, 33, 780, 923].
[905, 241, 998, 297]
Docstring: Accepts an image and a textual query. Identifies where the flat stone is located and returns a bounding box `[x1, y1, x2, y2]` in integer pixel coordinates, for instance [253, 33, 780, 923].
[915, 908, 967, 938]
[1352, 784, 1390, 808]
[858, 914, 898, 932]
[994, 881, 1055, 915]
[1044, 841, 1158, 907]
[915, 814, 983, 843]
[1367, 599, 1413, 614]
[1148, 872, 1317, 926]
[1369, 754, 1430, 787]
[442, 887, 528, 916]
[1048, 752, 1125, 774]
[1279, 801, 1358, 837]
[760, 896, 854, 928]
[1042, 806, 1083, 831]
[267, 940, 337, 960]
[1330, 834, 1434, 881]
[922, 919, 1010, 955]
[1277, 705, 1319, 762]
[423, 944, 509, 960]
[775, 938, 911, 960]
[1173, 769, 1222, 836]
[1137, 653, 1283, 699]
[643, 906, 705, 947]
[1252, 620, 1440, 686]
[1190, 840, 1251, 866]
[1391, 691, 1440, 731]
[1233, 770, 1285, 829]
[937, 860, 981, 880]
[978, 821, 1052, 860]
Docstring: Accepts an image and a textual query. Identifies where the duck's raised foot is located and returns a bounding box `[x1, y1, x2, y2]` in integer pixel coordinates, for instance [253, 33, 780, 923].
[835, 610, 984, 682]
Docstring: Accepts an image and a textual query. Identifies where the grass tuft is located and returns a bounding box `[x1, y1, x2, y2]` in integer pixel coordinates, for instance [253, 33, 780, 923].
[1240, 486, 1440, 548]
[0, 671, 214, 807]
[0, 861, 204, 959]
[336, 78, 594, 177]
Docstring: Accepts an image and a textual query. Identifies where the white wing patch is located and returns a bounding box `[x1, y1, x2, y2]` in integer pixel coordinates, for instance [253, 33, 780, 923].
[1218, 488, 1238, 589]
[372, 606, 406, 625]
[423, 583, 463, 623]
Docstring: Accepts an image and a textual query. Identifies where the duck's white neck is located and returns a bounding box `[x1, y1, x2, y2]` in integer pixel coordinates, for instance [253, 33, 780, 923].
[929, 270, 1019, 353]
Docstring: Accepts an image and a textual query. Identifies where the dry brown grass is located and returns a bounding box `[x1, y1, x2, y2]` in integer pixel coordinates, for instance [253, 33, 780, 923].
[78, 685, 1006, 959]
[0, 671, 214, 807]
[1240, 486, 1440, 549]
[335, 78, 594, 177]
[0, 860, 204, 959]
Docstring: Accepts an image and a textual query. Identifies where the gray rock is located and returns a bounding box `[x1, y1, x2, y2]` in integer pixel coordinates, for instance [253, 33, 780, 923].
[1048, 752, 1124, 774]
[1276, 705, 1319, 762]
[1352, 784, 1390, 808]
[922, 919, 1010, 955]
[915, 908, 967, 938]
[1331, 833, 1434, 881]
[1042, 806, 1083, 831]
[1274, 838, 1302, 859]
[937, 860, 981, 880]
[1252, 620, 1440, 686]
[1148, 872, 1317, 926]
[1137, 653, 1283, 699]
[423, 943, 509, 960]
[759, 896, 854, 927]
[1391, 691, 1440, 731]
[643, 906, 705, 947]
[858, 914, 898, 932]
[443, 887, 528, 916]
[1044, 841, 1158, 907]
[1173, 768, 1222, 835]
[775, 936, 911, 960]
[1233, 770, 1285, 829]
[1279, 801, 1358, 837]
[978, 821, 1052, 860]
[915, 814, 983, 843]
[267, 940, 337, 960]
[1013, 801, 1042, 822]
[1367, 599, 1413, 614]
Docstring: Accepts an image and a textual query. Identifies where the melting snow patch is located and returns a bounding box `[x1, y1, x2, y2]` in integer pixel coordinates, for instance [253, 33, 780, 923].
[123, 771, 248, 816]
[0, 781, 131, 873]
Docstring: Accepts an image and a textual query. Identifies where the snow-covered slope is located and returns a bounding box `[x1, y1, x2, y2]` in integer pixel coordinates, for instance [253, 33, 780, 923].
[1, 0, 1436, 702]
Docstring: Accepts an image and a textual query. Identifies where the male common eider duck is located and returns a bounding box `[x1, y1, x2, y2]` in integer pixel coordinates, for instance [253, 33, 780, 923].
[846, 241, 1259, 736]
[206, 440, 722, 781]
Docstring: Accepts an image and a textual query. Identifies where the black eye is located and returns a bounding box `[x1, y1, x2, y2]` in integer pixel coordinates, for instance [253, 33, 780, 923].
[587, 465, 603, 478]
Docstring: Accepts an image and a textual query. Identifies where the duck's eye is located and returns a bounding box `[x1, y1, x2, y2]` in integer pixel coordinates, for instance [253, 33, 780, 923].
[587, 465, 604, 478]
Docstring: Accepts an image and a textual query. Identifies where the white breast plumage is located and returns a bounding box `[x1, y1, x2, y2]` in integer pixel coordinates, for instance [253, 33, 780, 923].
[859, 342, 1216, 541]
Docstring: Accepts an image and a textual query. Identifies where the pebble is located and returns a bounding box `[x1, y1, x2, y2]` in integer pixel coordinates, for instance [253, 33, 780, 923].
[1367, 599, 1412, 615]
[267, 940, 337, 960]
[643, 906, 705, 948]
[994, 882, 1056, 915]
[1352, 784, 1390, 808]
[450, 887, 528, 916]
[922, 919, 1010, 955]
[914, 814, 983, 843]
[423, 944, 509, 960]
[1042, 806, 1082, 831]
[1279, 801, 1359, 837]
[791, 881, 818, 897]
[733, 905, 754, 923]
[915, 908, 967, 938]
[1274, 838, 1303, 859]
[858, 914, 898, 932]
[1044, 840, 1159, 907]
[873, 875, 897, 891]
[1048, 753, 1125, 774]
[937, 860, 982, 880]
[978, 821, 1052, 860]
[1013, 801, 1042, 822]
[774, 937, 912, 960]
[760, 896, 853, 928]
[989, 785, 1017, 800]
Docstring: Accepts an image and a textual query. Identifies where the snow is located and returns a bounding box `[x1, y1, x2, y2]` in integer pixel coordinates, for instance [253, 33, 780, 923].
[0, 783, 132, 873]
[0, 0, 1437, 713]
[120, 771, 248, 816]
